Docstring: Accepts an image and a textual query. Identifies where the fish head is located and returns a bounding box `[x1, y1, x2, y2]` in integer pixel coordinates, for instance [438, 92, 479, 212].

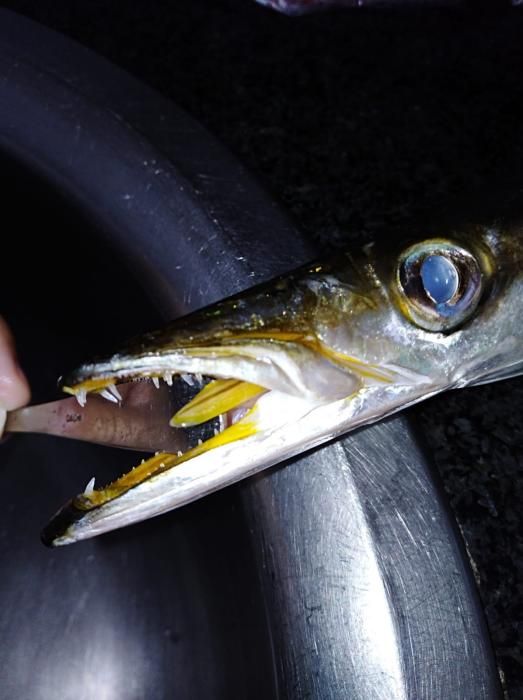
[327, 227, 523, 391]
[43, 226, 523, 545]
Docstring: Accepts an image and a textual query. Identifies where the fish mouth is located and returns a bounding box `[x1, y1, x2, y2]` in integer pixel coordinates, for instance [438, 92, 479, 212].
[42, 332, 430, 547]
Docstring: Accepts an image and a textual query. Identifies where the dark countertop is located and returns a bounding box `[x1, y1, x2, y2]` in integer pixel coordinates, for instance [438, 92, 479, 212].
[2, 1, 523, 695]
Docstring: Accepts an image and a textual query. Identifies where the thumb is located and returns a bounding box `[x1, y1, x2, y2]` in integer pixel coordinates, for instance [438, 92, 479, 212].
[0, 316, 31, 412]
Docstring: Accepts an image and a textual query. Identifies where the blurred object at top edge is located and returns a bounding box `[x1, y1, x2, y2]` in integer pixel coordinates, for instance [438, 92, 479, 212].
[255, 0, 519, 13]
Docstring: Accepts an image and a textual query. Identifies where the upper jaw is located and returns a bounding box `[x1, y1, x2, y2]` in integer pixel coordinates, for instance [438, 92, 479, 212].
[64, 339, 361, 403]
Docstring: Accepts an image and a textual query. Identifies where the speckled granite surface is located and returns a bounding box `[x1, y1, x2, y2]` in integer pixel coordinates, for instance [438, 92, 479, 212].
[2, 1, 522, 695]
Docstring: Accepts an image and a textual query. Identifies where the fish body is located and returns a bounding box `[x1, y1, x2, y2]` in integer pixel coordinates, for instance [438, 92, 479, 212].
[43, 226, 523, 545]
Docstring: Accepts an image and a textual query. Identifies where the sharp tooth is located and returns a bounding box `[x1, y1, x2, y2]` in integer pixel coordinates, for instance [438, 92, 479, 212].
[83, 477, 95, 496]
[107, 383, 122, 401]
[163, 373, 173, 386]
[152, 377, 160, 389]
[182, 374, 194, 386]
[213, 428, 219, 436]
[195, 373, 203, 383]
[197, 438, 203, 446]
[76, 390, 87, 407]
[100, 389, 118, 403]
[177, 450, 183, 457]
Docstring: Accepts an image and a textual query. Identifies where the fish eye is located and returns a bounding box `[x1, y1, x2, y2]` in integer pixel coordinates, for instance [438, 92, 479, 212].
[396, 240, 483, 332]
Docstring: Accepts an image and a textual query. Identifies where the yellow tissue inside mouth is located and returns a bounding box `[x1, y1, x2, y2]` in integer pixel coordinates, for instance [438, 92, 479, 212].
[76, 406, 258, 511]
[170, 378, 265, 427]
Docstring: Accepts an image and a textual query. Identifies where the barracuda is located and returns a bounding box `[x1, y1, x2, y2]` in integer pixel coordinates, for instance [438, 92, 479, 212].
[43, 227, 523, 545]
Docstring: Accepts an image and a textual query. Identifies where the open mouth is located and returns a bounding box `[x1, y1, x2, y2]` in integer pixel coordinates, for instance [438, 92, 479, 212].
[62, 370, 268, 511]
[42, 332, 404, 545]
[59, 334, 377, 498]
[40, 315, 440, 548]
